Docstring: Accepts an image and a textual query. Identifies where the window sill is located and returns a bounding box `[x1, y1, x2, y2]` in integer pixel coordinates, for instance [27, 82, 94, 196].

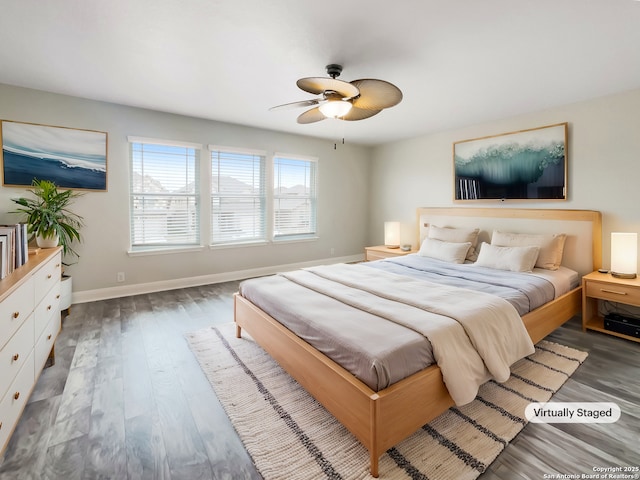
[209, 240, 269, 250]
[128, 237, 319, 256]
[209, 236, 318, 249]
[272, 236, 319, 244]
[128, 245, 205, 257]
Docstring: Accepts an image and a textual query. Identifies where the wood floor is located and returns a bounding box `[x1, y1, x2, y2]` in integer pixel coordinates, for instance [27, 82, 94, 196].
[0, 281, 638, 480]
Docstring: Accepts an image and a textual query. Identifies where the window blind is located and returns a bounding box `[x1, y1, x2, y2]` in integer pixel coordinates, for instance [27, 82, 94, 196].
[273, 155, 317, 240]
[130, 141, 200, 249]
[210, 147, 266, 245]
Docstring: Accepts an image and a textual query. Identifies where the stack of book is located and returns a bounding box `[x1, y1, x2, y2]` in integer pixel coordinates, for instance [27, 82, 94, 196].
[0, 224, 30, 279]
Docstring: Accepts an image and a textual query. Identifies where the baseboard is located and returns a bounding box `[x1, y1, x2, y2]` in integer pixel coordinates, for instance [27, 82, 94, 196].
[71, 253, 364, 304]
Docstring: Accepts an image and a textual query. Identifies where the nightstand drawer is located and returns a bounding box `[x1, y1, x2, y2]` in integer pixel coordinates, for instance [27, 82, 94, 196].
[365, 245, 416, 261]
[585, 281, 640, 306]
[366, 251, 392, 261]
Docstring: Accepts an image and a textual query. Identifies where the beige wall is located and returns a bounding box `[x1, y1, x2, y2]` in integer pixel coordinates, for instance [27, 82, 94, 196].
[3, 83, 639, 300]
[369, 88, 640, 270]
[0, 84, 372, 299]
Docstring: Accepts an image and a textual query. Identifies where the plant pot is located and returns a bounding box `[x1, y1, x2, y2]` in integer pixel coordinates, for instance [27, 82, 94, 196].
[36, 233, 59, 248]
[60, 275, 72, 311]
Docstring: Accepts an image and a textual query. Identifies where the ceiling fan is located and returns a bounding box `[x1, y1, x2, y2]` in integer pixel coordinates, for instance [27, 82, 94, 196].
[269, 64, 403, 124]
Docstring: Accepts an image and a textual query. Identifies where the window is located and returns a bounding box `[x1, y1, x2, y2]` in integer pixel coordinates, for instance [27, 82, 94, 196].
[273, 154, 317, 240]
[129, 137, 201, 250]
[210, 146, 266, 245]
[128, 139, 317, 252]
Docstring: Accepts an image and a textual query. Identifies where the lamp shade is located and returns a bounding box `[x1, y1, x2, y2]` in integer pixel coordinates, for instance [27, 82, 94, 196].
[319, 100, 352, 118]
[384, 221, 400, 248]
[611, 232, 637, 279]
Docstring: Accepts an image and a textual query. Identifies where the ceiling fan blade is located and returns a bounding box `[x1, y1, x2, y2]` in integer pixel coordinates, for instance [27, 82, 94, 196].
[340, 106, 382, 121]
[297, 77, 360, 98]
[350, 79, 403, 110]
[269, 99, 320, 111]
[297, 107, 326, 124]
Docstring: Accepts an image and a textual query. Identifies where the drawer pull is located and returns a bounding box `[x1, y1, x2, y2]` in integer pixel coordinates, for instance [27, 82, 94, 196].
[47, 334, 52, 340]
[14, 392, 20, 400]
[600, 288, 628, 296]
[56, 294, 61, 299]
[12, 311, 19, 319]
[47, 305, 52, 310]
[47, 274, 52, 279]
[12, 353, 19, 362]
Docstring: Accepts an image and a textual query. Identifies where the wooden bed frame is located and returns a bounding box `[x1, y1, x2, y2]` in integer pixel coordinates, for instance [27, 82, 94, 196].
[234, 208, 602, 477]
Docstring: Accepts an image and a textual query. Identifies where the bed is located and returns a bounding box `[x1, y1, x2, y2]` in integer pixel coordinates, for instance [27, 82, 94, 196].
[233, 207, 602, 477]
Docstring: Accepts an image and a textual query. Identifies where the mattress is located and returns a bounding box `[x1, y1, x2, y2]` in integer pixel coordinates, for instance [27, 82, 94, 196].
[238, 256, 569, 394]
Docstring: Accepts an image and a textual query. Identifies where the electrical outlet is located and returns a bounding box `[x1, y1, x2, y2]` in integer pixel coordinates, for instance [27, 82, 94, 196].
[117, 272, 125, 283]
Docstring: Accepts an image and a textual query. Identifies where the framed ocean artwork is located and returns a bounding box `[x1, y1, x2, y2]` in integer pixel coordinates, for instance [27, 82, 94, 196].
[1, 120, 107, 191]
[453, 122, 567, 201]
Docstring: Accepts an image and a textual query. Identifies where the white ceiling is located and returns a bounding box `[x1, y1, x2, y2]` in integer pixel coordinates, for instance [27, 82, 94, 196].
[1, 0, 639, 146]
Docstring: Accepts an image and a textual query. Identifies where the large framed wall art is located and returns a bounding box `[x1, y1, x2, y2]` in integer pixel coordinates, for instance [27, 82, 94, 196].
[453, 122, 567, 201]
[1, 120, 108, 191]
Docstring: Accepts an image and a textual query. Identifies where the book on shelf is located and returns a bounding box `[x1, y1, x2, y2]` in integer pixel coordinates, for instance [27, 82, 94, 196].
[0, 224, 31, 276]
[0, 236, 7, 279]
[0, 226, 16, 274]
[18, 223, 28, 266]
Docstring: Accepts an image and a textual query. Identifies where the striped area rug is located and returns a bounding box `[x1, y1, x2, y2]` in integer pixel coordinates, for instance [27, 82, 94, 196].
[186, 324, 587, 480]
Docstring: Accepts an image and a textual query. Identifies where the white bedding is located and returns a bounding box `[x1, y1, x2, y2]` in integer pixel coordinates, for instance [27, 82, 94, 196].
[368, 255, 560, 315]
[530, 265, 579, 298]
[238, 253, 573, 405]
[282, 263, 535, 405]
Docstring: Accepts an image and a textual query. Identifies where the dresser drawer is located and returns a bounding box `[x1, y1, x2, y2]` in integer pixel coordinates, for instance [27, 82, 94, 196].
[34, 252, 62, 302]
[0, 276, 35, 351]
[0, 351, 34, 453]
[0, 315, 34, 400]
[585, 280, 640, 307]
[34, 285, 61, 340]
[35, 313, 60, 374]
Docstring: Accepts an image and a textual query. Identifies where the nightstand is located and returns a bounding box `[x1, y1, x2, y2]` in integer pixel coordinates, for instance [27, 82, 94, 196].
[582, 271, 640, 343]
[365, 245, 417, 261]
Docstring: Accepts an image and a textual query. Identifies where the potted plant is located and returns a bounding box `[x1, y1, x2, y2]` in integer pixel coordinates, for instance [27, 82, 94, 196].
[11, 179, 84, 259]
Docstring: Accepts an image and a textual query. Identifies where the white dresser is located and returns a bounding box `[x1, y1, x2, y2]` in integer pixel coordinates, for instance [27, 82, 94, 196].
[0, 247, 62, 458]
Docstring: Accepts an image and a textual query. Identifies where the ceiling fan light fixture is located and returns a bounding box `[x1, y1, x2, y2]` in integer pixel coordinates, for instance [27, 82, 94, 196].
[319, 100, 352, 118]
[271, 65, 402, 124]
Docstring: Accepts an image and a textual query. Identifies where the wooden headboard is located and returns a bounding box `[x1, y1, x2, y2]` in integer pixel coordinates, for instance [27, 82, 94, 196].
[416, 207, 602, 276]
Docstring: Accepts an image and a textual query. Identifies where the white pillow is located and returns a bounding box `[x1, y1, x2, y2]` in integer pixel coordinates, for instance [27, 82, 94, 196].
[418, 238, 471, 264]
[475, 242, 540, 272]
[428, 225, 480, 261]
[491, 230, 567, 271]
